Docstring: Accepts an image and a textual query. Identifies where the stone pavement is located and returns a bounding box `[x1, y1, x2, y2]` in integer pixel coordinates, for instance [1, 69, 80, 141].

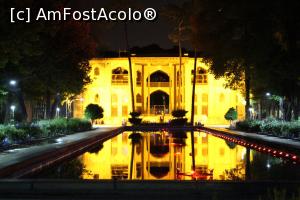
[202, 127, 300, 154]
[0, 126, 123, 178]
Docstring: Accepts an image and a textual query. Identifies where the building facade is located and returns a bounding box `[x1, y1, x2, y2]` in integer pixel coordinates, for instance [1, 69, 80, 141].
[74, 57, 245, 125]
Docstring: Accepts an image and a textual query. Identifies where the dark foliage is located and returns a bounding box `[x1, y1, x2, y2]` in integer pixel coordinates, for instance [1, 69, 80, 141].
[171, 109, 188, 118]
[84, 104, 104, 124]
[225, 107, 238, 121]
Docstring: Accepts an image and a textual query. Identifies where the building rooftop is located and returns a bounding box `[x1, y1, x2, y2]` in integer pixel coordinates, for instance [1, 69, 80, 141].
[96, 44, 194, 58]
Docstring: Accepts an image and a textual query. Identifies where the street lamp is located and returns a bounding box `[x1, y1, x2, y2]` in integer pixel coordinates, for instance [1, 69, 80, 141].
[56, 107, 60, 118]
[248, 107, 254, 119]
[9, 80, 17, 86]
[266, 92, 271, 97]
[10, 105, 16, 121]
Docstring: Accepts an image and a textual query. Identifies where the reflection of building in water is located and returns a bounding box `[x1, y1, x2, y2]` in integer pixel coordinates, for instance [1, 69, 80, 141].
[81, 132, 247, 180]
[74, 57, 245, 125]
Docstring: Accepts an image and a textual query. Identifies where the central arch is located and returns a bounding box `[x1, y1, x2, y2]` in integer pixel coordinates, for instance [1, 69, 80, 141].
[149, 70, 169, 82]
[150, 90, 169, 114]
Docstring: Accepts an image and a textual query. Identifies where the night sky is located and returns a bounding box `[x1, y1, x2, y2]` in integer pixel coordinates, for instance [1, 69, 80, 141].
[71, 0, 186, 51]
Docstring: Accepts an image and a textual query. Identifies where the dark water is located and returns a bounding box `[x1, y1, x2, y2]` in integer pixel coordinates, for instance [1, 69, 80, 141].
[29, 131, 300, 181]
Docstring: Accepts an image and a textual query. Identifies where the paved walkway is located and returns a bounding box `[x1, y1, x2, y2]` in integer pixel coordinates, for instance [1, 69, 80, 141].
[202, 127, 300, 153]
[0, 126, 123, 178]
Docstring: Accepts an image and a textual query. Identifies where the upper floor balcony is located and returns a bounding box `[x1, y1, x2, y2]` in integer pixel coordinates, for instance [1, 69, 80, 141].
[147, 70, 170, 88]
[112, 74, 128, 85]
[191, 67, 208, 85]
[112, 67, 128, 85]
[149, 82, 170, 87]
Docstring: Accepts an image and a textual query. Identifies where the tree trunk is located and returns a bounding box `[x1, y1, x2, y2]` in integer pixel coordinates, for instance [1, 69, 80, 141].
[50, 94, 61, 119]
[245, 148, 251, 180]
[4, 93, 13, 123]
[46, 90, 52, 119]
[279, 97, 284, 119]
[178, 21, 183, 109]
[245, 65, 251, 119]
[190, 49, 197, 172]
[16, 91, 28, 122]
[124, 23, 135, 113]
[292, 97, 300, 120]
[141, 136, 144, 180]
[191, 49, 197, 125]
[129, 143, 135, 180]
[283, 97, 292, 121]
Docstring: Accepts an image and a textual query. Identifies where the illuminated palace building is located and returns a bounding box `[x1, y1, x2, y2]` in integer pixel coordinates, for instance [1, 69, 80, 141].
[74, 56, 245, 125]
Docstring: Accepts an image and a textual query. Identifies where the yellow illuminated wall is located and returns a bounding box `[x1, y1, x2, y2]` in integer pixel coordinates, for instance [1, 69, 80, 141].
[81, 132, 248, 180]
[74, 57, 245, 125]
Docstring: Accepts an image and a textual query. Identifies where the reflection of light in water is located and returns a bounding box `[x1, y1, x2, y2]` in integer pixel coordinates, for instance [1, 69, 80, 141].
[81, 132, 247, 181]
[241, 148, 247, 160]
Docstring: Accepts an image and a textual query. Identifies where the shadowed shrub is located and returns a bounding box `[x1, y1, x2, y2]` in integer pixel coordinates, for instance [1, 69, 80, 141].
[0, 132, 4, 143]
[38, 118, 92, 137]
[129, 112, 143, 125]
[170, 109, 188, 126]
[0, 126, 27, 143]
[84, 104, 104, 124]
[171, 109, 188, 118]
[236, 118, 300, 138]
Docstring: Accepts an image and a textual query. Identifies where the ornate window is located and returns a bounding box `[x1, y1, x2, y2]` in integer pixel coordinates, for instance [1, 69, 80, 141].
[202, 93, 208, 103]
[191, 67, 208, 84]
[94, 67, 100, 76]
[111, 94, 118, 117]
[136, 93, 142, 103]
[112, 94, 118, 103]
[94, 94, 100, 104]
[122, 105, 128, 117]
[201, 93, 208, 116]
[202, 105, 208, 116]
[112, 67, 128, 85]
[136, 71, 142, 86]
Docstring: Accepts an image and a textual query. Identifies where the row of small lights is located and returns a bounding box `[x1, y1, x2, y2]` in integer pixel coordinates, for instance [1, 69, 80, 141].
[201, 130, 299, 164]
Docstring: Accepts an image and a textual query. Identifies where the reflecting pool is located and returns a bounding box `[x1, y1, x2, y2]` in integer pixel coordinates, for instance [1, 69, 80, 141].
[31, 131, 300, 181]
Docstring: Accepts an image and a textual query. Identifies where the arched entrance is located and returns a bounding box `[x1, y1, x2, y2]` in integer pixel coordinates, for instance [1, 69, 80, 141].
[149, 90, 169, 114]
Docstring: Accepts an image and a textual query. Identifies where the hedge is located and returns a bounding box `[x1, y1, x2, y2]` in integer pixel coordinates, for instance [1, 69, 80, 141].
[236, 118, 300, 138]
[0, 118, 92, 146]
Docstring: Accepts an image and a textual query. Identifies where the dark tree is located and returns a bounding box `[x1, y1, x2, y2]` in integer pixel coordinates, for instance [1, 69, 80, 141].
[84, 104, 104, 124]
[191, 0, 300, 121]
[0, 0, 96, 121]
[225, 107, 238, 123]
[191, 0, 274, 119]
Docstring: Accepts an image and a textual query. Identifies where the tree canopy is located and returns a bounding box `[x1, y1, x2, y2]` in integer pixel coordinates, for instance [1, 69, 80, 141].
[190, 0, 300, 120]
[84, 104, 104, 124]
[0, 0, 96, 121]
